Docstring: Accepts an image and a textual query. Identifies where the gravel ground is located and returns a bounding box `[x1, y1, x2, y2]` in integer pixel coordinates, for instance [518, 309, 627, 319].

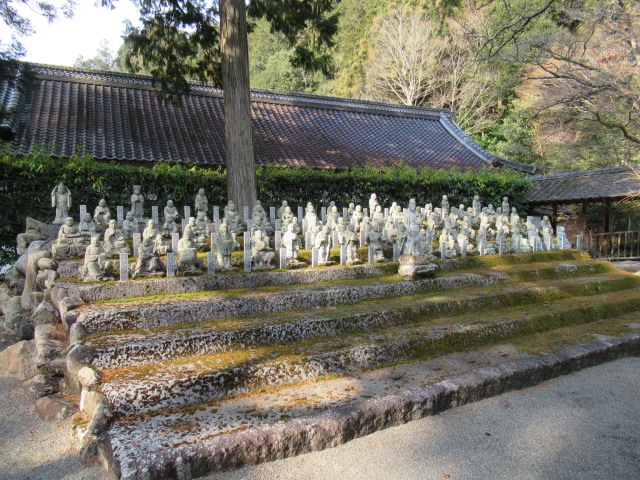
[1, 357, 639, 480]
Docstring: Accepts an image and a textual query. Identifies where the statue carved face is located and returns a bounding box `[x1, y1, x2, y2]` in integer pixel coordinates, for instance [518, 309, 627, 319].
[198, 188, 205, 195]
[65, 217, 74, 226]
[126, 212, 134, 220]
[83, 213, 92, 222]
[57, 184, 66, 193]
[133, 185, 141, 194]
[99, 199, 107, 207]
[148, 220, 155, 228]
[109, 220, 116, 228]
[167, 200, 174, 207]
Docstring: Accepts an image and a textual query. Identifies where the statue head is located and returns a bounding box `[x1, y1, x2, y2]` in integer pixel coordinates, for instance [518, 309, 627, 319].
[188, 217, 196, 226]
[503, 197, 508, 202]
[356, 205, 362, 212]
[108, 219, 116, 229]
[371, 193, 377, 200]
[349, 202, 355, 209]
[198, 188, 205, 195]
[282, 200, 288, 207]
[133, 185, 141, 194]
[167, 200, 174, 207]
[64, 217, 74, 226]
[90, 235, 100, 246]
[99, 199, 107, 207]
[147, 219, 155, 228]
[474, 195, 480, 200]
[83, 213, 92, 222]
[197, 211, 205, 220]
[284, 206, 291, 214]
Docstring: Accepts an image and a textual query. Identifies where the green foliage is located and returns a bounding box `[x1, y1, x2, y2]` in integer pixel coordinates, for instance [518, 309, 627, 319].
[0, 152, 533, 265]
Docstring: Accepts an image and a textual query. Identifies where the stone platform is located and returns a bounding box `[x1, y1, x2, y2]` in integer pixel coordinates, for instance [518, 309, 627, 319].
[20, 251, 640, 479]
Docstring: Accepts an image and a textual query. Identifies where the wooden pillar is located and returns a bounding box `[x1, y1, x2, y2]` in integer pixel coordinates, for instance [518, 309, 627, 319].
[604, 198, 611, 233]
[551, 202, 558, 231]
[582, 200, 588, 217]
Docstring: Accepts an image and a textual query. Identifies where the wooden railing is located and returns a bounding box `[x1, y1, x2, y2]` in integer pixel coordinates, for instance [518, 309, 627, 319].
[580, 230, 640, 259]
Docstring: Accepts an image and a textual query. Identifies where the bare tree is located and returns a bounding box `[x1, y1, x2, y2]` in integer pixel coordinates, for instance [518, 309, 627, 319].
[366, 8, 445, 106]
[366, 7, 504, 136]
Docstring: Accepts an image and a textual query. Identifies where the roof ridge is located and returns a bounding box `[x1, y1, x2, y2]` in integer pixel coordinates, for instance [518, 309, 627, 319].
[531, 165, 639, 180]
[22, 62, 451, 119]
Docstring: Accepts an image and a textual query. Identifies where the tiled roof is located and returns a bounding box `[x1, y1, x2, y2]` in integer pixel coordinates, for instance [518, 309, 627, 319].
[0, 63, 535, 173]
[524, 166, 640, 203]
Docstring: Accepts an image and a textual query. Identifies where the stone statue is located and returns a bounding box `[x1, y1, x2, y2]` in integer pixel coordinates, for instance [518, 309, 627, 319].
[441, 195, 450, 216]
[79, 213, 98, 237]
[315, 225, 332, 265]
[81, 236, 112, 282]
[472, 195, 481, 218]
[142, 219, 160, 242]
[369, 222, 386, 262]
[276, 200, 289, 221]
[186, 216, 206, 250]
[93, 199, 111, 225]
[305, 202, 318, 231]
[195, 188, 208, 214]
[164, 200, 180, 224]
[347, 202, 355, 219]
[194, 211, 211, 238]
[51, 183, 72, 225]
[352, 205, 363, 232]
[177, 226, 203, 274]
[223, 201, 243, 241]
[556, 226, 572, 249]
[250, 229, 274, 269]
[52, 217, 87, 259]
[502, 197, 510, 215]
[345, 223, 360, 265]
[281, 206, 294, 233]
[122, 211, 139, 239]
[369, 194, 379, 217]
[103, 220, 130, 257]
[282, 223, 302, 267]
[162, 217, 179, 237]
[216, 221, 238, 270]
[130, 185, 144, 222]
[132, 236, 165, 279]
[396, 222, 409, 256]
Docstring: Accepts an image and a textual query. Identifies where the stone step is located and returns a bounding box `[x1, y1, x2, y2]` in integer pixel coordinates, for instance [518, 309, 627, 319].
[85, 272, 638, 369]
[56, 250, 588, 303]
[68, 261, 611, 335]
[100, 322, 640, 480]
[97, 286, 640, 416]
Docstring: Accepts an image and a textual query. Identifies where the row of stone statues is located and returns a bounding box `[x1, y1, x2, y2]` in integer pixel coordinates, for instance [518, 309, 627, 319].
[48, 183, 575, 281]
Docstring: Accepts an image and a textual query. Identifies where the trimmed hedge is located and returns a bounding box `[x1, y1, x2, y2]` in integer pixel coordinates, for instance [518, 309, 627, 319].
[0, 151, 533, 264]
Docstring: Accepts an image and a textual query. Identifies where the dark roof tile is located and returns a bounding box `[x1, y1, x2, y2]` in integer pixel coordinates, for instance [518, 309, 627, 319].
[525, 166, 640, 203]
[1, 63, 534, 173]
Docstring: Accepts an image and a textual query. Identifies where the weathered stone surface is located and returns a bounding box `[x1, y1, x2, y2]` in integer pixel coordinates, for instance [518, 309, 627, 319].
[35, 394, 79, 421]
[76, 272, 509, 334]
[78, 366, 101, 391]
[34, 324, 66, 376]
[0, 329, 18, 352]
[31, 300, 60, 326]
[3, 296, 26, 328]
[81, 390, 107, 418]
[24, 373, 59, 398]
[4, 268, 25, 296]
[59, 296, 84, 332]
[398, 255, 438, 280]
[56, 264, 394, 304]
[0, 284, 13, 315]
[88, 403, 113, 436]
[0, 340, 36, 380]
[65, 344, 96, 395]
[69, 322, 88, 346]
[57, 260, 82, 279]
[50, 285, 70, 312]
[105, 333, 640, 480]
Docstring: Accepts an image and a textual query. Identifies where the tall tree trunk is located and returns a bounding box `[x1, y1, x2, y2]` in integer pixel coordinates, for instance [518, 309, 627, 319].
[220, 0, 257, 213]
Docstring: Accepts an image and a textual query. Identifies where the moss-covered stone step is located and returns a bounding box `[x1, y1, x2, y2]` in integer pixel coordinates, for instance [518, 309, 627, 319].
[98, 287, 640, 415]
[54, 263, 399, 304]
[85, 272, 639, 369]
[103, 323, 640, 480]
[68, 261, 611, 335]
